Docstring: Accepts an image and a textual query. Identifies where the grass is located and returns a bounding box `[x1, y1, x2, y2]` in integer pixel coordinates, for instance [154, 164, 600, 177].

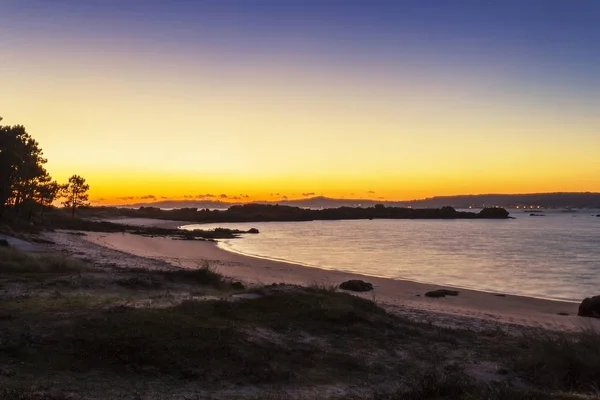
[117, 262, 244, 291]
[2, 282, 600, 398]
[161, 262, 238, 289]
[2, 246, 600, 399]
[511, 328, 600, 392]
[365, 365, 591, 400]
[0, 288, 394, 385]
[0, 387, 74, 400]
[0, 246, 86, 274]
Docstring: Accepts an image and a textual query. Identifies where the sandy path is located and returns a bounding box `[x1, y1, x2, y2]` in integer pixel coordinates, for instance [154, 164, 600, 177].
[82, 230, 600, 332]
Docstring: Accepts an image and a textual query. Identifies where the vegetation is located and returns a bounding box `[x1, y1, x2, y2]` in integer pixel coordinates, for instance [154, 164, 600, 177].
[0, 246, 85, 274]
[61, 174, 89, 218]
[0, 246, 598, 399]
[75, 203, 510, 226]
[511, 329, 600, 391]
[0, 115, 88, 221]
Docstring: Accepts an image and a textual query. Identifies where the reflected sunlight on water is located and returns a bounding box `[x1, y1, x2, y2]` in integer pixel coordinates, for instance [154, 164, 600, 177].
[182, 211, 600, 302]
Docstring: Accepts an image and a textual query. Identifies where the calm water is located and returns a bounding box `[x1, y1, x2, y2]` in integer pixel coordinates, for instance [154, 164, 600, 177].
[182, 211, 600, 302]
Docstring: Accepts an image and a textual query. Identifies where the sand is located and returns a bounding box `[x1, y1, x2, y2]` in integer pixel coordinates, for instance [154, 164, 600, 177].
[63, 217, 599, 333]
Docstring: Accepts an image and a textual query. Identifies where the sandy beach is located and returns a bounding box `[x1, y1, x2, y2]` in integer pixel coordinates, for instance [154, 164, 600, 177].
[58, 218, 598, 333]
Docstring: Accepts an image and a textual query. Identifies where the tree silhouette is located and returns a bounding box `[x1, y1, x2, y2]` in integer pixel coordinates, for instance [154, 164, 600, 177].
[62, 175, 90, 218]
[0, 117, 48, 216]
[35, 177, 63, 222]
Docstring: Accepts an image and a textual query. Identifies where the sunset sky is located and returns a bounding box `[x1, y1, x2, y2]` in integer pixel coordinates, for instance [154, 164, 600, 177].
[1, 0, 599, 204]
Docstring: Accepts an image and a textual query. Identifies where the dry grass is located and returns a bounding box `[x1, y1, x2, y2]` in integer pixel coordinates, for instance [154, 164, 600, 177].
[1, 248, 600, 399]
[511, 328, 600, 391]
[0, 247, 85, 274]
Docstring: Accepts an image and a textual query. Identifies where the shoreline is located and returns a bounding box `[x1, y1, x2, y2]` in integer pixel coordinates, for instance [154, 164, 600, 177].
[214, 238, 582, 304]
[78, 224, 600, 332]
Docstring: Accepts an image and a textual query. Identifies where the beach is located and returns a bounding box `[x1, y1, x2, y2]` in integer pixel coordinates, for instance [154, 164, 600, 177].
[60, 218, 598, 332]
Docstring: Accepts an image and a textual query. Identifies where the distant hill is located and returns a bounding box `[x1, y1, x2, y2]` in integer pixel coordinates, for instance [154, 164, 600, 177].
[403, 192, 600, 209]
[120, 192, 600, 210]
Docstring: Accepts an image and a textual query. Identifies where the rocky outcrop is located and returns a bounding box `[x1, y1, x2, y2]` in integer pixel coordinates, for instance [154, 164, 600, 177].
[425, 289, 460, 298]
[477, 208, 510, 219]
[339, 280, 374, 292]
[578, 296, 600, 318]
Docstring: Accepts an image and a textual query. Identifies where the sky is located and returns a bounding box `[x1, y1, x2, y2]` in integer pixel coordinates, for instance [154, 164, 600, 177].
[1, 0, 599, 204]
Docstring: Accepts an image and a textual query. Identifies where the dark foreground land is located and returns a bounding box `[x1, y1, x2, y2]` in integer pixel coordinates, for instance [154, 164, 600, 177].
[1, 238, 599, 400]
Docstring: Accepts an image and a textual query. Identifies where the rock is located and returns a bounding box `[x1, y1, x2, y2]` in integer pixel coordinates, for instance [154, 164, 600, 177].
[231, 281, 245, 290]
[578, 295, 600, 318]
[477, 208, 510, 219]
[339, 280, 374, 292]
[557, 312, 569, 316]
[440, 206, 457, 218]
[247, 228, 259, 234]
[425, 289, 460, 298]
[0, 239, 9, 247]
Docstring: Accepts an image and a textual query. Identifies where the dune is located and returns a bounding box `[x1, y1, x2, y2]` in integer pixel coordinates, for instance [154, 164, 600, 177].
[76, 219, 600, 332]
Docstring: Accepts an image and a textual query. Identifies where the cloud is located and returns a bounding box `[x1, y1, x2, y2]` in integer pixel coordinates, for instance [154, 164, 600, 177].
[231, 196, 241, 200]
[161, 196, 167, 199]
[377, 197, 385, 199]
[302, 192, 315, 197]
[183, 195, 193, 199]
[96, 198, 105, 201]
[219, 194, 228, 199]
[140, 195, 156, 200]
[205, 194, 215, 198]
[281, 195, 288, 200]
[117, 196, 135, 200]
[367, 191, 376, 194]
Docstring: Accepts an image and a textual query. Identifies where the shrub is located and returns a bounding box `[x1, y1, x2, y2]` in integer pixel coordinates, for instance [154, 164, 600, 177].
[0, 247, 85, 274]
[513, 328, 600, 391]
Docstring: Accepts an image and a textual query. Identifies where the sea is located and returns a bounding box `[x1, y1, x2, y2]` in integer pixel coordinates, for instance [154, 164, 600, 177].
[181, 210, 600, 302]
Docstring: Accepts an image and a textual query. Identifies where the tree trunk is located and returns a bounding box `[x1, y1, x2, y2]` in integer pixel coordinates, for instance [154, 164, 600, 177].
[71, 188, 77, 218]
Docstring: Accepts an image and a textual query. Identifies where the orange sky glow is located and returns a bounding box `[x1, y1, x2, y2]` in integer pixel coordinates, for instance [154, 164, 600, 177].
[2, 2, 599, 205]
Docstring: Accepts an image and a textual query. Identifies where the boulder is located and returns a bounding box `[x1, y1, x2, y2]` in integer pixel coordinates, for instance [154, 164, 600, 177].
[339, 280, 374, 292]
[247, 228, 259, 234]
[231, 281, 245, 290]
[578, 296, 600, 318]
[425, 289, 460, 298]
